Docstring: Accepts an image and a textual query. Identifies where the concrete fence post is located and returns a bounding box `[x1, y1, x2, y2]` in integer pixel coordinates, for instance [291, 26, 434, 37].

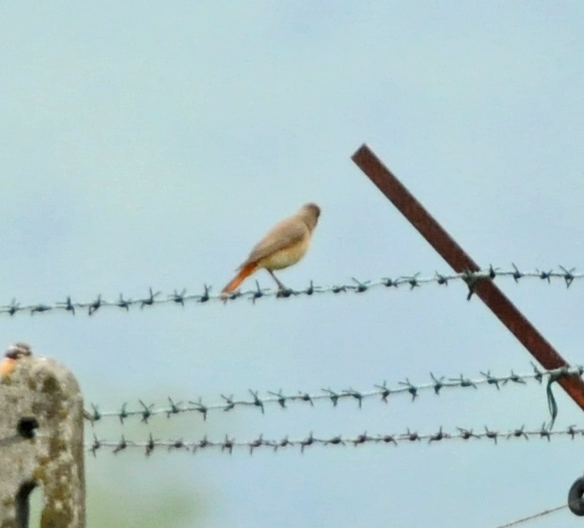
[0, 344, 85, 528]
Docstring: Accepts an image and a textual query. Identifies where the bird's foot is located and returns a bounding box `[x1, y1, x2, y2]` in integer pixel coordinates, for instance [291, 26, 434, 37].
[276, 285, 294, 298]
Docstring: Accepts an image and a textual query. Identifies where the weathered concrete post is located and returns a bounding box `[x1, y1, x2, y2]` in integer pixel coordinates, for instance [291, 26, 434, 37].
[0, 344, 85, 528]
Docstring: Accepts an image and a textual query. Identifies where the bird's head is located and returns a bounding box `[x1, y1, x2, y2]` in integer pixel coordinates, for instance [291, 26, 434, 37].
[300, 202, 321, 230]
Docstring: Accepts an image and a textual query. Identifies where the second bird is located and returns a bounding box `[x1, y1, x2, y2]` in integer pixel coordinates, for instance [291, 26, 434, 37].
[221, 202, 321, 294]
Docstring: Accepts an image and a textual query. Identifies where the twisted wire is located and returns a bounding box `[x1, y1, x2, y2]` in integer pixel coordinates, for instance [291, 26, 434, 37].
[1, 265, 581, 316]
[87, 423, 584, 456]
[491, 505, 567, 528]
[85, 365, 583, 423]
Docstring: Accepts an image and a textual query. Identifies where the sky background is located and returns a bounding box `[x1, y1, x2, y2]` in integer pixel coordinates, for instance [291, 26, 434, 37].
[1, 2, 584, 527]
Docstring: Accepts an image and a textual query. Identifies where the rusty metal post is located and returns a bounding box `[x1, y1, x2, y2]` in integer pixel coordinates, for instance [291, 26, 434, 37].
[0, 344, 85, 528]
[352, 144, 584, 412]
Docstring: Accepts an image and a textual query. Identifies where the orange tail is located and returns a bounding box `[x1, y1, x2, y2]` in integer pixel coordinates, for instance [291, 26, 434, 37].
[222, 262, 258, 293]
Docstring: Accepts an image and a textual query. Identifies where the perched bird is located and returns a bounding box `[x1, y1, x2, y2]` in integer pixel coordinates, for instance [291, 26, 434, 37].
[0, 342, 32, 381]
[222, 202, 321, 294]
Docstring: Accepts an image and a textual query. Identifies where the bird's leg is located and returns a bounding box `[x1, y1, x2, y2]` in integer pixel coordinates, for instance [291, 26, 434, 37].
[267, 270, 288, 291]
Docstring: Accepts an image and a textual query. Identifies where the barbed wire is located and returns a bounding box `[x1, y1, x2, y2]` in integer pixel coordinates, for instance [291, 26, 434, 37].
[87, 423, 584, 456]
[85, 365, 582, 424]
[1, 265, 581, 317]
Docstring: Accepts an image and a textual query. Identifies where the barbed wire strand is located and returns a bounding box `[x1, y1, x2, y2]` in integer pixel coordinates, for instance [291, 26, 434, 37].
[1, 265, 581, 316]
[490, 504, 567, 528]
[85, 365, 583, 424]
[87, 424, 584, 456]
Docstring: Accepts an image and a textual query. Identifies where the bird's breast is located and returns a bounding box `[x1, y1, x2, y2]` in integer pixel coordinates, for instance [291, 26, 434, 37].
[258, 236, 310, 271]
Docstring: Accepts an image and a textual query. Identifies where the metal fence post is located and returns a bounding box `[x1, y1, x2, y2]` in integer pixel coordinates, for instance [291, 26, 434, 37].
[0, 344, 85, 528]
[352, 144, 584, 412]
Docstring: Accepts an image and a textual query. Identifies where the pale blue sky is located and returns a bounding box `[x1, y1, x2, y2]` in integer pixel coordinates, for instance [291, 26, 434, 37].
[1, 3, 584, 527]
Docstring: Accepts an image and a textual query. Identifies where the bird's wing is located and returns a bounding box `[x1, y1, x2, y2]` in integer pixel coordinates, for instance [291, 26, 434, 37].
[240, 216, 308, 268]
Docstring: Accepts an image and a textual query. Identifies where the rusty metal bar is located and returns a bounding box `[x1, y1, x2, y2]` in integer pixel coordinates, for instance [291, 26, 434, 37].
[352, 143, 584, 412]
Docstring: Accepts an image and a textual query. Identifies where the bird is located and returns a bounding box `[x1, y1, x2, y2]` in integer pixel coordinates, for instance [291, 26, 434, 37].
[221, 202, 321, 295]
[0, 342, 32, 381]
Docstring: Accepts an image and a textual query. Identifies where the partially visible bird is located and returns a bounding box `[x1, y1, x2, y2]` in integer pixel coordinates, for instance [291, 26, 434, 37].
[0, 342, 32, 381]
[221, 202, 321, 295]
